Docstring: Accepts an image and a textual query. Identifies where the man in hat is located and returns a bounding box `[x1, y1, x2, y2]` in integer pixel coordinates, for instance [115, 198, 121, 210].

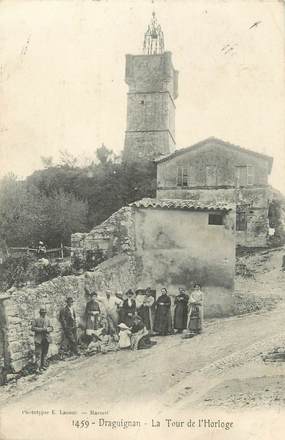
[31, 307, 53, 373]
[59, 297, 79, 355]
[37, 241, 47, 259]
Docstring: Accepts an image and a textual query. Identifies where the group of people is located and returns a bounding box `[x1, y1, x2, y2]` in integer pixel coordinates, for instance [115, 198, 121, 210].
[31, 284, 204, 373]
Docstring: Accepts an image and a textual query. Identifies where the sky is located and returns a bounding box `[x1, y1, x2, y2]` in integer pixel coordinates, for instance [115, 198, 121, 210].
[0, 0, 284, 192]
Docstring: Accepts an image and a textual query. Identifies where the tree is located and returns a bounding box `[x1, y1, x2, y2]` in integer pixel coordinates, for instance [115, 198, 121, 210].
[0, 176, 89, 247]
[96, 143, 114, 166]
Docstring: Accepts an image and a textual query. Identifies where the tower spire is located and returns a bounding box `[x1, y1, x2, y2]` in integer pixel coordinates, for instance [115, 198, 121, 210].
[143, 11, 165, 55]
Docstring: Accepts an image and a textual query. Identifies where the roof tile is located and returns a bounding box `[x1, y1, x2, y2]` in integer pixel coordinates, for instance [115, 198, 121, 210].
[130, 198, 234, 211]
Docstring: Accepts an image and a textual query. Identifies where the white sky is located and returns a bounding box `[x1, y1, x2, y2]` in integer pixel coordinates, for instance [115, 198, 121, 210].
[0, 0, 284, 192]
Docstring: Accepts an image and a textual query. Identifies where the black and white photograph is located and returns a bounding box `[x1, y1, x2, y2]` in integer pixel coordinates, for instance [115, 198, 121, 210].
[0, 1, 284, 439]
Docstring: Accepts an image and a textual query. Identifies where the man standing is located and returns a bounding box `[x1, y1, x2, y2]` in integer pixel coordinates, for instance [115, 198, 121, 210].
[100, 290, 122, 334]
[31, 307, 53, 373]
[37, 241, 47, 259]
[59, 297, 79, 355]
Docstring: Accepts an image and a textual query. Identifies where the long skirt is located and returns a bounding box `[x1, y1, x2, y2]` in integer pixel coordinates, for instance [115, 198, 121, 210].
[86, 314, 101, 336]
[154, 306, 171, 335]
[130, 328, 149, 350]
[174, 303, 188, 331]
[138, 306, 154, 331]
[187, 304, 203, 333]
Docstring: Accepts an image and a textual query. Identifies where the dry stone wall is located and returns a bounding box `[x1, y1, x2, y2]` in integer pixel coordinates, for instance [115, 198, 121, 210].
[0, 254, 135, 373]
[71, 207, 135, 263]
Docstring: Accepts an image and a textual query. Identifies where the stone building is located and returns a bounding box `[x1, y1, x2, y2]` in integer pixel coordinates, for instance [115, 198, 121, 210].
[122, 13, 274, 248]
[156, 137, 273, 247]
[72, 200, 236, 318]
[123, 12, 178, 162]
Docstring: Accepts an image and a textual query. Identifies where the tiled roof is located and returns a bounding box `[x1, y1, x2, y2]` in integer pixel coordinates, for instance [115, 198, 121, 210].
[130, 198, 234, 211]
[155, 137, 273, 172]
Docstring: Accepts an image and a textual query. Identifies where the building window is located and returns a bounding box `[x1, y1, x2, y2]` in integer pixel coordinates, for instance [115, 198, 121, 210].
[177, 166, 188, 187]
[208, 214, 223, 225]
[206, 165, 217, 186]
[247, 166, 254, 185]
[235, 166, 255, 187]
[236, 211, 247, 231]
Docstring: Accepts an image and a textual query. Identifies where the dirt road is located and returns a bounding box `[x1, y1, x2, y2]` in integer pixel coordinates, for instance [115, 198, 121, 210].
[1, 304, 285, 411]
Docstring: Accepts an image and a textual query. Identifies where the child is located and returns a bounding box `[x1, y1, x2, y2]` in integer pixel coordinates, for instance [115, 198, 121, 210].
[85, 331, 102, 356]
[118, 323, 132, 349]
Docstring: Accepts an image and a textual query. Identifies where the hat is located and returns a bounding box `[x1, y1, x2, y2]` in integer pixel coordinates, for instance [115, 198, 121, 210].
[66, 296, 74, 302]
[39, 307, 47, 313]
[39, 241, 44, 245]
[126, 289, 134, 296]
[118, 323, 130, 330]
[90, 291, 97, 297]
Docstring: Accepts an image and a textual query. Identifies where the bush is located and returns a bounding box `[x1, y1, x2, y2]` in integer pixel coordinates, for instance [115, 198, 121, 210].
[0, 254, 36, 290]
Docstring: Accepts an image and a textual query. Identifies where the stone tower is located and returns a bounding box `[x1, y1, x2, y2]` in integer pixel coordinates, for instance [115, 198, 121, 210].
[123, 12, 178, 162]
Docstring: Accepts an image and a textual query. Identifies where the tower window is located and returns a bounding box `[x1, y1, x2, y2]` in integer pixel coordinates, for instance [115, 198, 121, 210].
[140, 100, 145, 104]
[208, 214, 223, 225]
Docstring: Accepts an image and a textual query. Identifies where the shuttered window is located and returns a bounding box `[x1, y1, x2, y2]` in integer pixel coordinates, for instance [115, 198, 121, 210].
[235, 166, 255, 186]
[236, 212, 247, 231]
[206, 165, 217, 186]
[177, 166, 189, 187]
[247, 166, 254, 185]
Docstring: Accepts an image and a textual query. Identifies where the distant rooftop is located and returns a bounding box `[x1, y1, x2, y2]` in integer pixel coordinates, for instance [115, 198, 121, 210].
[155, 137, 273, 173]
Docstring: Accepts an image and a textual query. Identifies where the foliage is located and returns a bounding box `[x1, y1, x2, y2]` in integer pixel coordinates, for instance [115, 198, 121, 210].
[0, 146, 157, 253]
[71, 249, 106, 272]
[0, 176, 89, 247]
[0, 254, 75, 291]
[0, 254, 36, 290]
[85, 249, 105, 270]
[26, 151, 156, 228]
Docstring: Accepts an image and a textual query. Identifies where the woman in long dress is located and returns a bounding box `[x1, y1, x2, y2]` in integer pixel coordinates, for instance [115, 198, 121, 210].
[138, 289, 155, 333]
[187, 283, 204, 334]
[174, 288, 189, 333]
[130, 315, 151, 350]
[121, 289, 136, 327]
[154, 288, 171, 336]
[85, 292, 101, 336]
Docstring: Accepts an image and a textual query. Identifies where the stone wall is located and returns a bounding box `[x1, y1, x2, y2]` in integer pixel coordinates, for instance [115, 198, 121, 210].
[124, 130, 175, 161]
[0, 254, 135, 373]
[71, 206, 135, 263]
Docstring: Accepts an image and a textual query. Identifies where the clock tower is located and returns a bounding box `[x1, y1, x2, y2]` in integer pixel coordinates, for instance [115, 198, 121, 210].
[123, 12, 178, 162]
